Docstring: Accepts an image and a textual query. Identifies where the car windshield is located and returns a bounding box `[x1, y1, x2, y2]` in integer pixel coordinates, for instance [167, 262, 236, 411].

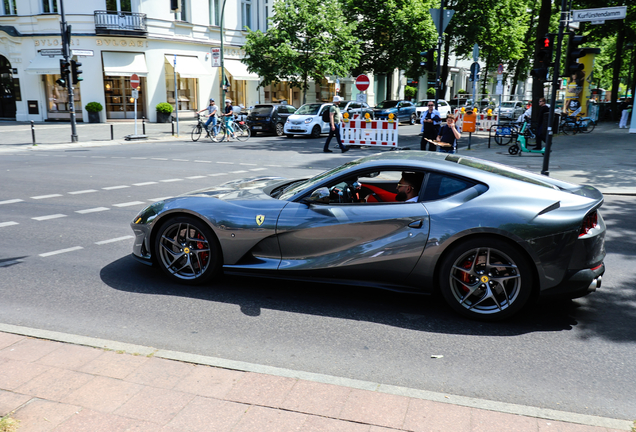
[375, 101, 398, 109]
[500, 102, 517, 108]
[295, 104, 322, 115]
[416, 101, 432, 107]
[277, 160, 364, 200]
[250, 105, 273, 115]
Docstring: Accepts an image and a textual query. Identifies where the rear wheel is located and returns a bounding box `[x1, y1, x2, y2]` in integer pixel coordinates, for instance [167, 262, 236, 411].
[275, 122, 284, 136]
[580, 120, 595, 134]
[191, 125, 202, 142]
[438, 237, 533, 321]
[409, 113, 416, 125]
[154, 216, 222, 285]
[235, 123, 251, 141]
[211, 125, 226, 142]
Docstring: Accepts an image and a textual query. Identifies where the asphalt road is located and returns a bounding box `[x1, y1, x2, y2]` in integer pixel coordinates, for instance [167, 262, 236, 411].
[1, 128, 635, 421]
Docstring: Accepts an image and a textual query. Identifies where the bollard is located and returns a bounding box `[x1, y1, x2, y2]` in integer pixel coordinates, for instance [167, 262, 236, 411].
[171, 120, 175, 136]
[142, 116, 146, 135]
[110, 124, 114, 140]
[31, 120, 36, 145]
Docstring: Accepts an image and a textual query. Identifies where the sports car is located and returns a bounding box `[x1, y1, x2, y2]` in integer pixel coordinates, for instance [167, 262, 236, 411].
[130, 152, 606, 321]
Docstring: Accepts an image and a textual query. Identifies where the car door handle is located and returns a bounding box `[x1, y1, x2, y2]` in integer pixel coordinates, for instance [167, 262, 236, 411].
[408, 220, 423, 229]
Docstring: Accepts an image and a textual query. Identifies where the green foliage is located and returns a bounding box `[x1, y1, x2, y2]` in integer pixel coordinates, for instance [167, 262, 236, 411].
[85, 102, 103, 113]
[457, 89, 468, 95]
[427, 87, 436, 97]
[242, 0, 361, 103]
[404, 85, 417, 99]
[156, 102, 173, 114]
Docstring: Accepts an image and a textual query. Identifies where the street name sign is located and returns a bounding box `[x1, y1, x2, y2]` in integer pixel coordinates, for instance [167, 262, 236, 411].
[571, 6, 626, 22]
[40, 49, 62, 57]
[71, 49, 94, 57]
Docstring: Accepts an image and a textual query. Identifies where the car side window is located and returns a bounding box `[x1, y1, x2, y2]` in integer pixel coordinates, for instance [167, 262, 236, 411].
[422, 172, 474, 201]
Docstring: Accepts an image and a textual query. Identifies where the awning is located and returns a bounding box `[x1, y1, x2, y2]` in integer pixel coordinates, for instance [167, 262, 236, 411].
[102, 52, 148, 77]
[25, 55, 61, 75]
[224, 59, 259, 81]
[164, 55, 210, 78]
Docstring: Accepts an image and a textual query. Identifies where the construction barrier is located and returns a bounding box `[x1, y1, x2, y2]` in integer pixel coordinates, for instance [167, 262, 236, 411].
[453, 109, 499, 132]
[341, 118, 399, 147]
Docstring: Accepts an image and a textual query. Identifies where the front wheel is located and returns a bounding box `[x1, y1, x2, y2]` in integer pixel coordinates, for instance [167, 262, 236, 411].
[438, 237, 534, 321]
[191, 125, 202, 142]
[275, 122, 284, 136]
[235, 123, 251, 142]
[310, 125, 321, 138]
[508, 144, 519, 155]
[409, 113, 416, 125]
[211, 126, 226, 142]
[580, 120, 595, 134]
[154, 216, 222, 285]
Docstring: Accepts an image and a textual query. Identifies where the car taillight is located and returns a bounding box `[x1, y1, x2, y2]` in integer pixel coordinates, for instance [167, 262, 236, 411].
[579, 211, 598, 237]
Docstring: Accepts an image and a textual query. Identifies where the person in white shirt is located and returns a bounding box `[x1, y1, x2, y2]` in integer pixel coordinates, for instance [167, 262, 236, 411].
[396, 172, 424, 202]
[196, 99, 218, 135]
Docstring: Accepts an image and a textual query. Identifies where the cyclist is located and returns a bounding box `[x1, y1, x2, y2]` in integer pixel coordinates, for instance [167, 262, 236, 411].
[196, 99, 218, 136]
[222, 99, 237, 140]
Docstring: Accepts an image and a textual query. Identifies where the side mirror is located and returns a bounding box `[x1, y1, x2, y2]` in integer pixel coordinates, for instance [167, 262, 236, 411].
[303, 187, 330, 204]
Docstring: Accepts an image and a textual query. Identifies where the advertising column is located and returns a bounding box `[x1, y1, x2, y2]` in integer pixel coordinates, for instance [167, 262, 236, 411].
[564, 48, 600, 118]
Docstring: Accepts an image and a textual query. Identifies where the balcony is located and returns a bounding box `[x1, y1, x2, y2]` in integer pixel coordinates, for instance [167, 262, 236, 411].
[94, 11, 147, 37]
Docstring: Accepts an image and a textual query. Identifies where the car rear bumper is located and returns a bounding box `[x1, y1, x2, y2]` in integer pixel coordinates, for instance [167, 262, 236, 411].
[541, 263, 605, 299]
[248, 121, 274, 132]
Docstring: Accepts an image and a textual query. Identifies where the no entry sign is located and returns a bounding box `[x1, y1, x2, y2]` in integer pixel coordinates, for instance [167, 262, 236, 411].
[355, 74, 370, 92]
[130, 73, 140, 89]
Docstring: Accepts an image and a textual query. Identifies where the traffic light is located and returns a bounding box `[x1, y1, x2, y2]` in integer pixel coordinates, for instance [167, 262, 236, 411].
[530, 34, 553, 82]
[564, 33, 587, 81]
[56, 59, 70, 87]
[420, 49, 436, 72]
[71, 60, 83, 85]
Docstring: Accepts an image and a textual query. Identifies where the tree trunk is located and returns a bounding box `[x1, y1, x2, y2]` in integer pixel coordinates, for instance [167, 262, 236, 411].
[531, 0, 551, 127]
[440, 36, 451, 99]
[610, 21, 625, 121]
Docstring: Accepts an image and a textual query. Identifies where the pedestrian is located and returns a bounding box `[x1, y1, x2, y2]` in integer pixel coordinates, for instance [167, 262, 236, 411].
[420, 101, 441, 151]
[535, 97, 550, 150]
[619, 99, 632, 128]
[435, 114, 461, 154]
[196, 98, 218, 136]
[323, 96, 349, 153]
[222, 99, 236, 140]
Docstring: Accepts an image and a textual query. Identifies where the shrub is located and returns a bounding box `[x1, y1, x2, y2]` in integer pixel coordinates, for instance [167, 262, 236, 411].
[85, 102, 103, 113]
[427, 87, 436, 98]
[404, 85, 417, 100]
[156, 102, 174, 114]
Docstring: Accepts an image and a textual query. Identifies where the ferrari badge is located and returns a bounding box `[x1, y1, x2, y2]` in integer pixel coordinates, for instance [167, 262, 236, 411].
[256, 215, 265, 226]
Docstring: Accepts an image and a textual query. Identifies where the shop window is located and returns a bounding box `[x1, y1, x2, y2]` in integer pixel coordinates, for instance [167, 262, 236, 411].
[104, 76, 145, 119]
[263, 81, 301, 107]
[166, 75, 197, 112]
[105, 0, 131, 11]
[316, 79, 336, 102]
[220, 70, 246, 108]
[42, 0, 58, 13]
[43, 75, 83, 120]
[1, 0, 17, 15]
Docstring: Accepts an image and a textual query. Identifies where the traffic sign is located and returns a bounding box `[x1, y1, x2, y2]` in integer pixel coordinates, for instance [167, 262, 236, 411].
[429, 8, 455, 36]
[130, 73, 140, 89]
[571, 6, 626, 22]
[355, 74, 370, 92]
[40, 49, 63, 57]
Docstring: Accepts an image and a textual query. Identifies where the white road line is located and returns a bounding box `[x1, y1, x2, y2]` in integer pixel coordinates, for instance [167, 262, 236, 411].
[208, 173, 226, 176]
[52, 155, 67, 157]
[133, 182, 158, 186]
[113, 201, 146, 207]
[95, 235, 134, 245]
[102, 185, 130, 190]
[250, 168, 267, 171]
[147, 197, 172, 201]
[72, 155, 87, 158]
[131, 157, 147, 160]
[68, 189, 97, 195]
[151, 158, 169, 161]
[76, 207, 110, 214]
[39, 246, 83, 257]
[217, 161, 234, 164]
[186, 175, 207, 179]
[240, 163, 257, 166]
[0, 221, 19, 228]
[32, 214, 67, 221]
[159, 179, 183, 182]
[265, 165, 282, 167]
[195, 160, 212, 163]
[230, 170, 248, 174]
[111, 156, 125, 159]
[172, 159, 189, 162]
[31, 194, 63, 200]
[90, 156, 107, 159]
[0, 199, 23, 205]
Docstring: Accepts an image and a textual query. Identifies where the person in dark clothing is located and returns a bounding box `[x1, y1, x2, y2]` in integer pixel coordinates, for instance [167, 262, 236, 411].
[323, 95, 349, 153]
[420, 102, 441, 151]
[535, 97, 550, 150]
[436, 114, 462, 154]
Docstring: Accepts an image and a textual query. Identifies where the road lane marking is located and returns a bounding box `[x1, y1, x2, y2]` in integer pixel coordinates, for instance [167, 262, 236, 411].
[133, 182, 158, 186]
[76, 207, 110, 214]
[159, 179, 183, 182]
[230, 170, 248, 174]
[90, 156, 107, 159]
[0, 199, 23, 205]
[131, 157, 147, 159]
[95, 235, 134, 245]
[39, 246, 83, 257]
[186, 176, 207, 179]
[0, 221, 19, 228]
[208, 173, 226, 176]
[194, 160, 212, 163]
[68, 189, 97, 195]
[110, 156, 125, 159]
[172, 159, 189, 162]
[147, 197, 172, 201]
[250, 168, 267, 171]
[32, 214, 67, 221]
[31, 194, 63, 200]
[151, 158, 169, 160]
[102, 185, 130, 190]
[217, 161, 234, 164]
[240, 163, 257, 166]
[113, 201, 146, 207]
[265, 164, 282, 167]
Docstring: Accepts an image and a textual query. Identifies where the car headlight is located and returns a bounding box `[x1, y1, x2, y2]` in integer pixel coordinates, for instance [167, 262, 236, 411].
[286, 118, 290, 123]
[304, 118, 313, 124]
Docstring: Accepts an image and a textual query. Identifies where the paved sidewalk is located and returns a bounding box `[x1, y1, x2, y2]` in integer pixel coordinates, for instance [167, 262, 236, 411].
[0, 326, 631, 432]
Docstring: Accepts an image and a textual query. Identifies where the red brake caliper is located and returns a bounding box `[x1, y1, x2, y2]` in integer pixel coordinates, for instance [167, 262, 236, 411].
[196, 233, 209, 266]
[460, 260, 473, 293]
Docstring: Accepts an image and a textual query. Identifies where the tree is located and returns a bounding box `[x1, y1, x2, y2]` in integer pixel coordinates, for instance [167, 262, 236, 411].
[242, 0, 361, 104]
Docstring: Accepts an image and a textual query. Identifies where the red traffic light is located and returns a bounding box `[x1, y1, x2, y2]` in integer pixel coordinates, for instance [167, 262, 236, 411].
[544, 37, 550, 48]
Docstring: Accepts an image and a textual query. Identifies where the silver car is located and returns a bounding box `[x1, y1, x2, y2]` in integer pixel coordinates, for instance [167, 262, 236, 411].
[131, 152, 606, 321]
[490, 101, 526, 119]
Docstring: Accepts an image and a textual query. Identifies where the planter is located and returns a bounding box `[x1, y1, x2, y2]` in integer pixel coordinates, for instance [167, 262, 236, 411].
[156, 111, 172, 123]
[87, 111, 101, 123]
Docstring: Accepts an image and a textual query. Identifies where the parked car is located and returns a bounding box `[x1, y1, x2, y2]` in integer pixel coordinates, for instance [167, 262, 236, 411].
[130, 152, 606, 321]
[373, 100, 417, 124]
[340, 100, 374, 119]
[246, 103, 297, 136]
[415, 99, 452, 121]
[283, 102, 332, 138]
[488, 100, 525, 120]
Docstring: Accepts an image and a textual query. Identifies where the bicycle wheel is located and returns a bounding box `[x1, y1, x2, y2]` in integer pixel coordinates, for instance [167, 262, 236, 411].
[211, 125, 227, 142]
[191, 124, 202, 142]
[561, 121, 575, 135]
[494, 125, 514, 146]
[235, 123, 251, 142]
[579, 120, 595, 134]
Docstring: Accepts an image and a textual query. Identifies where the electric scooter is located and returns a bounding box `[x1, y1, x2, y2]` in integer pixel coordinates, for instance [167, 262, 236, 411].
[508, 118, 545, 156]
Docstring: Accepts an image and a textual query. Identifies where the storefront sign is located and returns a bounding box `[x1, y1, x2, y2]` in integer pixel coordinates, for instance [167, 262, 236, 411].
[35, 39, 80, 47]
[211, 48, 221, 67]
[95, 39, 149, 47]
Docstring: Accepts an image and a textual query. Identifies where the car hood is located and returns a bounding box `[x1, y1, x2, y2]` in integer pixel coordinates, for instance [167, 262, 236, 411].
[373, 108, 397, 113]
[287, 114, 317, 121]
[184, 176, 285, 201]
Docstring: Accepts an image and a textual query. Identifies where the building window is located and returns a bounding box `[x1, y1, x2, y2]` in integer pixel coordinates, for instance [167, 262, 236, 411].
[105, 0, 131, 11]
[43, 75, 83, 120]
[175, 0, 187, 21]
[1, 0, 17, 15]
[210, 0, 220, 26]
[42, 0, 58, 13]
[241, 0, 251, 29]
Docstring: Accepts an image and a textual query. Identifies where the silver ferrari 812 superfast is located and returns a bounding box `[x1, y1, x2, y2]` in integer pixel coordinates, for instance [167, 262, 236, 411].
[131, 152, 606, 320]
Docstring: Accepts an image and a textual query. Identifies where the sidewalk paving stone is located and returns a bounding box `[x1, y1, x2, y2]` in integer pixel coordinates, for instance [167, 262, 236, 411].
[14, 368, 94, 402]
[61, 376, 143, 413]
[280, 379, 352, 418]
[113, 386, 195, 424]
[11, 399, 80, 432]
[339, 388, 411, 429]
[124, 356, 195, 389]
[78, 350, 150, 379]
[172, 364, 245, 399]
[164, 396, 248, 432]
[224, 372, 297, 407]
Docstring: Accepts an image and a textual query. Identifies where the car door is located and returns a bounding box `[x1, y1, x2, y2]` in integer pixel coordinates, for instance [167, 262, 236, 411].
[275, 171, 430, 284]
[278, 105, 294, 124]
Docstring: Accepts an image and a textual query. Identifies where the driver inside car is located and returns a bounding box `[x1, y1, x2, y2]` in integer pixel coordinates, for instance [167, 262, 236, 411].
[395, 172, 424, 202]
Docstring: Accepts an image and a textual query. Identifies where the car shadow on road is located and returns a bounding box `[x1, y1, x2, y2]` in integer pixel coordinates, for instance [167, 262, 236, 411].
[98, 254, 627, 339]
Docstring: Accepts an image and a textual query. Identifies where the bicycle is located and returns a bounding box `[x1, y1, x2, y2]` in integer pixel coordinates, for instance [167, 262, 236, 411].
[191, 114, 217, 141]
[559, 115, 596, 135]
[211, 115, 251, 142]
[493, 118, 536, 146]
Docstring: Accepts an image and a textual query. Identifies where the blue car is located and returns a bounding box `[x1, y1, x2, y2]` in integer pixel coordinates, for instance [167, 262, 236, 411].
[372, 100, 417, 124]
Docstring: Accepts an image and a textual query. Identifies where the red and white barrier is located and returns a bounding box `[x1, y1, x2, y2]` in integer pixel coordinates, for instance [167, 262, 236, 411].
[453, 109, 499, 132]
[341, 119, 399, 147]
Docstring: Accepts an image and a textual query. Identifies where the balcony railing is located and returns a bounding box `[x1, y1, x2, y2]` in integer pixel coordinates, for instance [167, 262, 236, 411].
[94, 11, 147, 36]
